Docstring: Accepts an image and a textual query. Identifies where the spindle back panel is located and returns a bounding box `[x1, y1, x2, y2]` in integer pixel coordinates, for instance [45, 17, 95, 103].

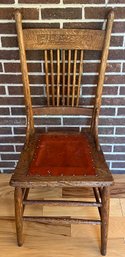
[43, 49, 84, 107]
[23, 28, 106, 108]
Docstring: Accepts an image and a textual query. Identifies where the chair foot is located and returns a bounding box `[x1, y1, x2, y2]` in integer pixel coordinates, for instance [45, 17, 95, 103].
[14, 187, 23, 246]
[101, 186, 110, 256]
[101, 249, 106, 256]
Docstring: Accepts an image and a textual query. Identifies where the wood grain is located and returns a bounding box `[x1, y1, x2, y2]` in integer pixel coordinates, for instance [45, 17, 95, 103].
[32, 106, 93, 116]
[15, 10, 34, 142]
[23, 29, 105, 50]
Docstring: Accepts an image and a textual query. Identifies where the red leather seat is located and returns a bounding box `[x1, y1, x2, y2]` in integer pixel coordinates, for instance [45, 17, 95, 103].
[28, 134, 96, 176]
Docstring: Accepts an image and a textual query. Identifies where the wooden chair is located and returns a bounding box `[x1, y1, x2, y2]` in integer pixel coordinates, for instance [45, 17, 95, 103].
[10, 10, 114, 256]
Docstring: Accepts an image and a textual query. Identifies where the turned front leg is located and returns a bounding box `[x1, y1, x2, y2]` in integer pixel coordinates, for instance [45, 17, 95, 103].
[101, 186, 110, 256]
[14, 187, 23, 246]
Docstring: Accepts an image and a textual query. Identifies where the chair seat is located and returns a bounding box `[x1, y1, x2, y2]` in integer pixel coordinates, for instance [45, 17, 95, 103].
[28, 134, 96, 177]
[10, 132, 113, 187]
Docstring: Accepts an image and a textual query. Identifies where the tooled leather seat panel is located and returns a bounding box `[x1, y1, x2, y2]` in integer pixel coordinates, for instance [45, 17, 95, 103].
[28, 133, 96, 176]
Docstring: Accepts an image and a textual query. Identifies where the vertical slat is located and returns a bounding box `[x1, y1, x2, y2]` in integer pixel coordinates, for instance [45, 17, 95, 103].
[72, 49, 77, 107]
[62, 50, 65, 106]
[57, 49, 60, 106]
[50, 50, 55, 106]
[44, 50, 50, 106]
[67, 50, 71, 106]
[76, 50, 83, 107]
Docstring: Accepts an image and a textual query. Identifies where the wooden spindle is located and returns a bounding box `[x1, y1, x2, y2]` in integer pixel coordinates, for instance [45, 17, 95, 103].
[72, 49, 77, 107]
[44, 50, 50, 106]
[62, 50, 65, 106]
[50, 50, 55, 106]
[67, 50, 71, 106]
[57, 49, 60, 106]
[76, 50, 83, 107]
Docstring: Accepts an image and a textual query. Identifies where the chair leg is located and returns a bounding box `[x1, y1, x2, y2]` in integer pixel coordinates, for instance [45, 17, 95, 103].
[23, 188, 29, 213]
[101, 186, 110, 256]
[14, 187, 23, 246]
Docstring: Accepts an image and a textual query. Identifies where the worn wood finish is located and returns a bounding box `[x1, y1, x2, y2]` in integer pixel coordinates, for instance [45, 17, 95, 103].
[15, 11, 34, 142]
[99, 187, 103, 199]
[9, 9, 115, 255]
[14, 10, 114, 145]
[23, 216, 101, 225]
[44, 48, 84, 108]
[72, 49, 77, 107]
[101, 187, 110, 256]
[33, 106, 93, 116]
[44, 50, 50, 106]
[93, 187, 102, 218]
[0, 174, 124, 200]
[91, 10, 114, 150]
[23, 199, 102, 207]
[57, 49, 60, 106]
[10, 132, 113, 188]
[23, 29, 105, 50]
[62, 49, 65, 106]
[67, 50, 71, 106]
[23, 188, 29, 213]
[76, 50, 84, 107]
[14, 187, 23, 246]
[96, 11, 114, 112]
[50, 49, 55, 106]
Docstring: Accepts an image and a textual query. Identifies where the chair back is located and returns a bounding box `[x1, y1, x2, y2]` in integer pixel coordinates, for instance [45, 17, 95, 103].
[15, 10, 114, 146]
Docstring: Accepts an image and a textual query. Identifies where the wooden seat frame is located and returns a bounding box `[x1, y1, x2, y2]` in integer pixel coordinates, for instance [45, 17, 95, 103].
[10, 10, 114, 256]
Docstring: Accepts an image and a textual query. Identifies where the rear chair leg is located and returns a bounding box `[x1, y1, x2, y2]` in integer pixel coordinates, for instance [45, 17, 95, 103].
[101, 186, 110, 256]
[23, 188, 29, 213]
[14, 187, 23, 246]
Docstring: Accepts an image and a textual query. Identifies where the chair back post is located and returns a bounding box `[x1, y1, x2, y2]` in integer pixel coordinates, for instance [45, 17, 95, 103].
[91, 10, 114, 151]
[15, 10, 35, 142]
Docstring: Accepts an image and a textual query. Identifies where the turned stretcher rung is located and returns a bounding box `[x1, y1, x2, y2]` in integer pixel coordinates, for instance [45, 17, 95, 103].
[23, 216, 101, 225]
[23, 199, 102, 207]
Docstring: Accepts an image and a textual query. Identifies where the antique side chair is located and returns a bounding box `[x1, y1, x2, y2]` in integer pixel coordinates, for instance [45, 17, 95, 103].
[10, 10, 114, 256]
